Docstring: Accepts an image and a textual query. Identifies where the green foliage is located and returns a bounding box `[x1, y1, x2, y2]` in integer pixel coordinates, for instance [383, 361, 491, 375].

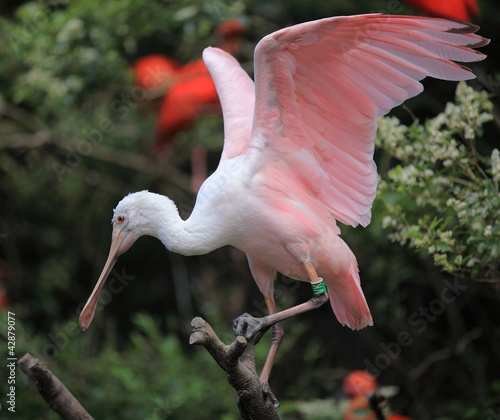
[436, 387, 500, 420]
[280, 398, 346, 419]
[377, 82, 498, 282]
[9, 312, 241, 419]
[2, 0, 155, 117]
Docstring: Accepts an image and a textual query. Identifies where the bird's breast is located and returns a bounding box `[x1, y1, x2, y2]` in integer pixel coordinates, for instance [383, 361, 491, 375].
[232, 209, 327, 281]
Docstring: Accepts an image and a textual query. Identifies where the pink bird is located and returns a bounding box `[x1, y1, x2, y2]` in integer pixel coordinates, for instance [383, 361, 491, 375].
[79, 14, 487, 405]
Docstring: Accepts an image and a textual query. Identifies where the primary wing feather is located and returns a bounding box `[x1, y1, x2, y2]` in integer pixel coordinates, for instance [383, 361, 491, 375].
[250, 14, 488, 227]
[202, 47, 255, 161]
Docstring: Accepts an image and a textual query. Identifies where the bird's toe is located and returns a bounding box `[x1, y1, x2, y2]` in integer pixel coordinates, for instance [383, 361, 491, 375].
[261, 381, 279, 410]
[233, 312, 253, 336]
[233, 313, 270, 340]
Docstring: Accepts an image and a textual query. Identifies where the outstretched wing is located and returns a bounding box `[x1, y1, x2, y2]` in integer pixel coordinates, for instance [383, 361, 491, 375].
[250, 14, 488, 228]
[202, 47, 255, 161]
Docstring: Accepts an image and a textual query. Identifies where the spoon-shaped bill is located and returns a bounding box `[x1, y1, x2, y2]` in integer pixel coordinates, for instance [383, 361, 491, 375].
[79, 228, 136, 331]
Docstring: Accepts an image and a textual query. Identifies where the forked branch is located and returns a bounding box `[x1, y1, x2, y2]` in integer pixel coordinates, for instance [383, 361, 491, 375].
[189, 317, 281, 420]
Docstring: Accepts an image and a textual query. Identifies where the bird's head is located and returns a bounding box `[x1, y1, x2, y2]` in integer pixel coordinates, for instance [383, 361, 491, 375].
[79, 191, 168, 331]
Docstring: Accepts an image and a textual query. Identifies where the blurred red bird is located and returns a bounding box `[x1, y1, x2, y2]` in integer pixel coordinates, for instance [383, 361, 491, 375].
[343, 371, 412, 420]
[134, 55, 179, 98]
[405, 0, 479, 22]
[343, 371, 378, 399]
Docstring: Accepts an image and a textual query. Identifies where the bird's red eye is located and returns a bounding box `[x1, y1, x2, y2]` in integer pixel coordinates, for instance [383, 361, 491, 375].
[116, 215, 126, 224]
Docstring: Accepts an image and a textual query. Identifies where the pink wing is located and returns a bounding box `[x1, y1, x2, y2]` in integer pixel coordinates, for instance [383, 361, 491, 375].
[202, 47, 255, 161]
[250, 14, 488, 228]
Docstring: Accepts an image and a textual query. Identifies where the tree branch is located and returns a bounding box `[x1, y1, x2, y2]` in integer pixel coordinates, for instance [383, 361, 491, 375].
[18, 353, 94, 420]
[189, 317, 281, 420]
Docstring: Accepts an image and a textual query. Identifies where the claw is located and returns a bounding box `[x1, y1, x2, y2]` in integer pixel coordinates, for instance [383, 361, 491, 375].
[236, 382, 280, 418]
[262, 381, 279, 410]
[232, 312, 251, 336]
[233, 313, 271, 341]
[236, 396, 250, 420]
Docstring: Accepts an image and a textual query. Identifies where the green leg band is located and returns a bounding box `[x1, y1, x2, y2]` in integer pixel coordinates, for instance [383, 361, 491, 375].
[311, 278, 327, 295]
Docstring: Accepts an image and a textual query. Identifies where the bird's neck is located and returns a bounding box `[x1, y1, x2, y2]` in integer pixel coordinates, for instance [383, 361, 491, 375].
[152, 197, 226, 256]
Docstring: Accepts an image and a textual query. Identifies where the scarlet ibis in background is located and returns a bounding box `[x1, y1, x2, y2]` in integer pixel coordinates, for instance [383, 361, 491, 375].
[343, 371, 379, 399]
[343, 371, 411, 420]
[133, 20, 245, 95]
[133, 55, 179, 99]
[133, 20, 246, 192]
[80, 14, 487, 405]
[405, 0, 479, 22]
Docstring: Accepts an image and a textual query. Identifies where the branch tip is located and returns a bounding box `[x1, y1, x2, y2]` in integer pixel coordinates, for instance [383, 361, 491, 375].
[189, 331, 206, 345]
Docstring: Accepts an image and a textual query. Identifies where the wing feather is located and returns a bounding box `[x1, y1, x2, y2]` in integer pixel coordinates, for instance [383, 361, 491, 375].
[202, 47, 255, 161]
[250, 14, 488, 227]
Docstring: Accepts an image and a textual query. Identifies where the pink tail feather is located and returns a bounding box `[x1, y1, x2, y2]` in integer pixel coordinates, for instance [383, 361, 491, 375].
[327, 261, 373, 330]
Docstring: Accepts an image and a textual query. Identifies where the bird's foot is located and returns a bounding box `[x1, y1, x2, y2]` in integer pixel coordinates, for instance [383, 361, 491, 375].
[236, 381, 280, 417]
[261, 381, 280, 410]
[232, 313, 271, 344]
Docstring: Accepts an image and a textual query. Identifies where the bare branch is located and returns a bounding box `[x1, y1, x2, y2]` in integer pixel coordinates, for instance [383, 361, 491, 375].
[190, 317, 281, 420]
[18, 353, 94, 420]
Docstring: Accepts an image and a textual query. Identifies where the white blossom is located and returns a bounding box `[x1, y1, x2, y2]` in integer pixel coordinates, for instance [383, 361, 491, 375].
[56, 18, 85, 43]
[491, 149, 500, 182]
[377, 82, 497, 279]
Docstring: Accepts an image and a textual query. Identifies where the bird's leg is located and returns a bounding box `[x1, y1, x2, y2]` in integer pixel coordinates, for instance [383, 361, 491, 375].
[233, 292, 283, 408]
[258, 294, 284, 409]
[233, 263, 328, 408]
[234, 263, 328, 338]
[261, 264, 329, 328]
[234, 294, 284, 411]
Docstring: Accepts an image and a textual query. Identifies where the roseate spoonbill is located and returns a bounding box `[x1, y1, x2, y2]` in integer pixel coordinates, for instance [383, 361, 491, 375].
[80, 14, 487, 404]
[405, 0, 479, 22]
